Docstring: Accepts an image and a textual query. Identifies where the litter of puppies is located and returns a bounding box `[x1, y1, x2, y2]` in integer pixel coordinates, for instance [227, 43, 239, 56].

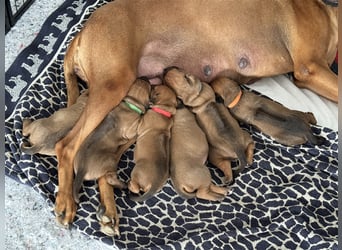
[21, 68, 323, 236]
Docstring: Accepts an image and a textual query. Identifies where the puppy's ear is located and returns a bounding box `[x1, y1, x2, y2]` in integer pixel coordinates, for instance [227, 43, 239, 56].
[176, 98, 185, 109]
[215, 93, 224, 104]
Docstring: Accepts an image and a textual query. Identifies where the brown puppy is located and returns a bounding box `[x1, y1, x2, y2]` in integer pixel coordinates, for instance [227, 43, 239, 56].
[72, 78, 151, 236]
[170, 105, 230, 201]
[211, 77, 324, 146]
[128, 85, 177, 202]
[164, 67, 254, 183]
[21, 90, 88, 155]
[55, 0, 337, 226]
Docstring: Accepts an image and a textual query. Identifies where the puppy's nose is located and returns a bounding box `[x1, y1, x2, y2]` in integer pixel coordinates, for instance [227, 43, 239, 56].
[163, 66, 180, 78]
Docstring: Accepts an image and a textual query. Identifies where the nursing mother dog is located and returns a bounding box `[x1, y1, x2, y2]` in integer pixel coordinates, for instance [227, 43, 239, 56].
[54, 0, 338, 228]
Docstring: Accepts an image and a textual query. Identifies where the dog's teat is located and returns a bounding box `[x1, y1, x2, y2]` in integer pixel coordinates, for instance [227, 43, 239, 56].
[238, 57, 249, 69]
[203, 65, 212, 77]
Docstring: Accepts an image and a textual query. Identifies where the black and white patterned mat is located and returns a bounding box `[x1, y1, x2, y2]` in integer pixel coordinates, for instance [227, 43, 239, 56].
[5, 0, 338, 249]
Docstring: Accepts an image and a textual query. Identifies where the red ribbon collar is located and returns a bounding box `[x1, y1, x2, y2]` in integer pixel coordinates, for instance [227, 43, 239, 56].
[151, 106, 172, 118]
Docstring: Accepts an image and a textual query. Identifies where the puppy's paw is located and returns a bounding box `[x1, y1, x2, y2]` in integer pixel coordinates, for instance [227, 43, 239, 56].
[96, 205, 120, 237]
[196, 185, 231, 201]
[105, 172, 127, 189]
[54, 192, 77, 228]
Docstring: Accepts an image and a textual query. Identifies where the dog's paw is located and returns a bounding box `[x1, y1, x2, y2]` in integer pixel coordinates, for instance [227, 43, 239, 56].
[96, 205, 120, 237]
[54, 192, 77, 228]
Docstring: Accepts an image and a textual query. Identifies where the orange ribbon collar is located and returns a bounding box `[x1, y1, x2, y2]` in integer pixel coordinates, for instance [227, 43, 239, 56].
[228, 90, 242, 109]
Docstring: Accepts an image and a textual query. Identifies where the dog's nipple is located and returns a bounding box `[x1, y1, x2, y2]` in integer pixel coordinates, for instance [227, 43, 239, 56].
[238, 57, 249, 69]
[203, 65, 212, 77]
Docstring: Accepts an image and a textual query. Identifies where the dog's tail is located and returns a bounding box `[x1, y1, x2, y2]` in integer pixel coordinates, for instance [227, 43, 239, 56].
[64, 34, 81, 106]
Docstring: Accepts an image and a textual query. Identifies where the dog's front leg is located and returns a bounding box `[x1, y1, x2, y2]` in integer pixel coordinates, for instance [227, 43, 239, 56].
[54, 119, 84, 227]
[54, 71, 134, 227]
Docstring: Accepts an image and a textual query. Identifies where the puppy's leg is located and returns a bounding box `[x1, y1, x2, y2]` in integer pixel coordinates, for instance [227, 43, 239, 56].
[208, 148, 233, 184]
[196, 184, 229, 201]
[293, 61, 337, 102]
[97, 175, 120, 236]
[245, 138, 255, 166]
[105, 171, 127, 189]
[54, 71, 135, 227]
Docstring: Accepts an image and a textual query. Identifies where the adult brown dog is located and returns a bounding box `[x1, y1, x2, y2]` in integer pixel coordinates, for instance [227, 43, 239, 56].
[55, 0, 338, 226]
[21, 90, 88, 155]
[163, 67, 254, 183]
[72, 78, 151, 236]
[211, 77, 324, 146]
[128, 85, 177, 202]
[170, 105, 230, 201]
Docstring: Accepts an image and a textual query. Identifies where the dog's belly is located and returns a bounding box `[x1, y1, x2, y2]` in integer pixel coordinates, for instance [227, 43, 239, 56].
[137, 36, 292, 85]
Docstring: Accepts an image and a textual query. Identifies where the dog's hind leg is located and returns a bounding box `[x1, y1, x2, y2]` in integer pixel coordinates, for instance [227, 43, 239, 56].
[96, 175, 120, 236]
[64, 34, 82, 107]
[293, 61, 338, 102]
[54, 69, 135, 227]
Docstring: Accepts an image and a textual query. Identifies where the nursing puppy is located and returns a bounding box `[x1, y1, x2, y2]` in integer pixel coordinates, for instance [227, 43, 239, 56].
[21, 90, 88, 155]
[128, 85, 177, 202]
[211, 77, 324, 146]
[170, 105, 230, 201]
[164, 67, 254, 183]
[72, 78, 151, 236]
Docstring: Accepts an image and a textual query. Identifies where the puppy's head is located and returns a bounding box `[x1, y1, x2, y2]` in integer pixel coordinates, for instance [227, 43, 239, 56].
[124, 77, 152, 113]
[163, 67, 215, 108]
[211, 77, 241, 107]
[150, 85, 177, 115]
